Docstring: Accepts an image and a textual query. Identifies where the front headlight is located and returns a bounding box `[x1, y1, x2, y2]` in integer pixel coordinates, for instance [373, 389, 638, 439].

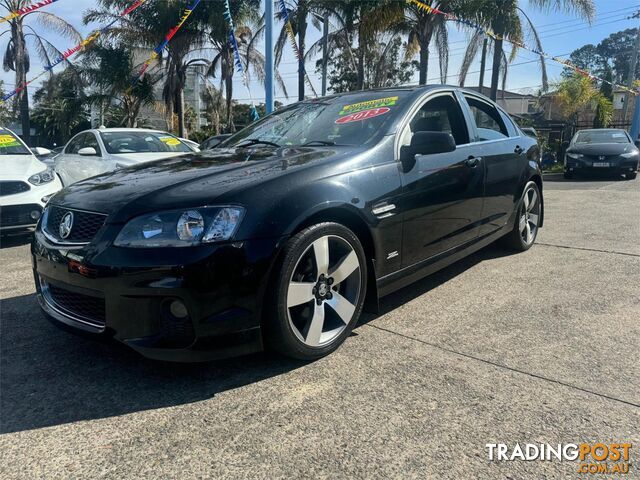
[114, 207, 245, 248]
[28, 167, 56, 186]
[621, 151, 639, 158]
[566, 153, 583, 159]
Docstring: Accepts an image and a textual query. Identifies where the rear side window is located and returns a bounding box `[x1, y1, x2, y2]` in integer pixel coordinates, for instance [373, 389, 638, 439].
[464, 96, 509, 141]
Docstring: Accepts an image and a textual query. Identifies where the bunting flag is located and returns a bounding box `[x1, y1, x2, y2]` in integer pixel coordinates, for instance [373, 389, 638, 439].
[223, 0, 259, 121]
[0, 0, 60, 24]
[277, 0, 317, 97]
[1, 0, 148, 102]
[407, 0, 639, 96]
[132, 0, 202, 85]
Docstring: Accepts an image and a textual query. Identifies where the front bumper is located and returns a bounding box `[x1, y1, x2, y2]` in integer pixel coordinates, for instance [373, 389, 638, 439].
[0, 178, 62, 231]
[32, 228, 284, 362]
[565, 157, 639, 175]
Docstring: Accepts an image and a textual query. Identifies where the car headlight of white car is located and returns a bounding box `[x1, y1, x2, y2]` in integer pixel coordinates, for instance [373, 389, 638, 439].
[28, 167, 57, 186]
[114, 207, 245, 248]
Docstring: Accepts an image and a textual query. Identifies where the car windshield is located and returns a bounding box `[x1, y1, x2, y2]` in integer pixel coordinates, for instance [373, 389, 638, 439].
[574, 130, 630, 144]
[0, 131, 31, 155]
[100, 131, 193, 154]
[223, 92, 410, 148]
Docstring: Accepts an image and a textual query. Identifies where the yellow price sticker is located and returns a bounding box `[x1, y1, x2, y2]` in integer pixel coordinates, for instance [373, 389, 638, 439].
[0, 134, 20, 148]
[160, 136, 182, 146]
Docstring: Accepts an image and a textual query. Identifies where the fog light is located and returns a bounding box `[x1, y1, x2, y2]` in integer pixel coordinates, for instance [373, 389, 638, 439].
[30, 210, 41, 220]
[169, 299, 189, 319]
[41, 194, 53, 204]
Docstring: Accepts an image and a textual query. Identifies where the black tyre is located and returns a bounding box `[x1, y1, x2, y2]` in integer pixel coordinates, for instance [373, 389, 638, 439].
[563, 171, 573, 179]
[266, 222, 367, 360]
[500, 181, 542, 252]
[626, 172, 637, 180]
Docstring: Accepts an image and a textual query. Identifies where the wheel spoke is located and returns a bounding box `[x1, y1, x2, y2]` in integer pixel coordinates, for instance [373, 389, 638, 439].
[528, 213, 539, 226]
[305, 303, 325, 346]
[525, 223, 532, 243]
[519, 214, 527, 233]
[287, 282, 315, 308]
[523, 190, 530, 210]
[326, 292, 356, 325]
[329, 250, 359, 285]
[527, 190, 538, 212]
[312, 237, 330, 277]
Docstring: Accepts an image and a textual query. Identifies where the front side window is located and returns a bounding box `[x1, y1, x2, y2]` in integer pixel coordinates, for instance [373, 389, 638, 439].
[400, 94, 469, 147]
[82, 133, 102, 156]
[0, 130, 31, 155]
[464, 96, 509, 141]
[65, 134, 87, 154]
[100, 132, 192, 154]
[223, 92, 411, 148]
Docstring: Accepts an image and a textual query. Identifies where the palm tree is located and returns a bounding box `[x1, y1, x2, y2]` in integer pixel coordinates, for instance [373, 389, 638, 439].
[459, 0, 595, 100]
[82, 43, 157, 128]
[1, 0, 81, 145]
[86, 0, 208, 138]
[403, 0, 454, 84]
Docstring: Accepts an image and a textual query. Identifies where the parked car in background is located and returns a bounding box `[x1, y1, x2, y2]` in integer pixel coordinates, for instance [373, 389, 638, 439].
[564, 129, 639, 180]
[179, 138, 201, 152]
[0, 128, 62, 233]
[36, 146, 64, 166]
[33, 86, 543, 362]
[54, 128, 194, 186]
[200, 134, 231, 150]
[521, 127, 538, 139]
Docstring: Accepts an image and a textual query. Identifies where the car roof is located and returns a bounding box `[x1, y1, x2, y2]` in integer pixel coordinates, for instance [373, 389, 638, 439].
[576, 128, 627, 133]
[92, 128, 169, 134]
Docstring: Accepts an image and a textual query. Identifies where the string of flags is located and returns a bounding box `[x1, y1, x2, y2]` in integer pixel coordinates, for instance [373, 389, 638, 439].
[0, 0, 60, 24]
[223, 0, 259, 121]
[278, 0, 317, 97]
[132, 0, 202, 85]
[407, 0, 639, 96]
[1, 0, 148, 102]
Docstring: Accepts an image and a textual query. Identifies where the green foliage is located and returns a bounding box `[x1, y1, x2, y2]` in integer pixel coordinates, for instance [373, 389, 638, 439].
[555, 73, 613, 128]
[0, 81, 11, 125]
[31, 71, 90, 146]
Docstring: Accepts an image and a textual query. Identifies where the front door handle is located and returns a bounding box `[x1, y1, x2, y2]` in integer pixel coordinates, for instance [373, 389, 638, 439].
[514, 145, 524, 155]
[465, 156, 481, 168]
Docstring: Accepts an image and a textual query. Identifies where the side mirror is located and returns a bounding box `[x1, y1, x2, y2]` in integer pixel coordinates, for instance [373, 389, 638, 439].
[33, 147, 51, 156]
[78, 147, 98, 156]
[562, 141, 570, 149]
[634, 140, 640, 149]
[400, 131, 456, 171]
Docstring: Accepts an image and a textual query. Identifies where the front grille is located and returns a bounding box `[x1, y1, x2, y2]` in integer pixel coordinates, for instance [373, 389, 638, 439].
[44, 282, 106, 328]
[0, 204, 42, 227]
[44, 206, 107, 243]
[0, 181, 30, 197]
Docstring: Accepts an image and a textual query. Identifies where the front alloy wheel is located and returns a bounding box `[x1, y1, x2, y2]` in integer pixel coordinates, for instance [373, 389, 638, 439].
[501, 181, 542, 251]
[268, 223, 367, 360]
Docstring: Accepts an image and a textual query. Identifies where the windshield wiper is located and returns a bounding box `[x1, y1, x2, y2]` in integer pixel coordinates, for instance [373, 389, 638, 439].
[301, 140, 336, 146]
[237, 138, 280, 148]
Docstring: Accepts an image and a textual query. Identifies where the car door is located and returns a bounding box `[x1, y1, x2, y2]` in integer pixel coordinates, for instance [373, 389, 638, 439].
[55, 133, 86, 186]
[399, 91, 484, 267]
[460, 93, 524, 237]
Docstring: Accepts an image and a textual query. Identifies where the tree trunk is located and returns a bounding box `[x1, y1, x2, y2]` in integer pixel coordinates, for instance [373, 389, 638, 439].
[356, 23, 365, 90]
[225, 72, 234, 132]
[478, 37, 488, 91]
[13, 20, 30, 145]
[419, 40, 430, 85]
[297, 2, 307, 101]
[489, 36, 503, 101]
[177, 87, 186, 138]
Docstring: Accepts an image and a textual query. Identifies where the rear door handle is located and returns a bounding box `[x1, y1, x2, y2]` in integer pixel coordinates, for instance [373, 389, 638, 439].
[514, 145, 524, 155]
[465, 156, 481, 168]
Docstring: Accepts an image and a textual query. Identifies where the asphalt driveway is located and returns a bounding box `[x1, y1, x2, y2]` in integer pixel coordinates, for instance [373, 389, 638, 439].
[1, 173, 638, 478]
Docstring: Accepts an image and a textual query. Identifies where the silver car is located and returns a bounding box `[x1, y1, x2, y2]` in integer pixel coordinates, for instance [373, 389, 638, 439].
[55, 128, 196, 186]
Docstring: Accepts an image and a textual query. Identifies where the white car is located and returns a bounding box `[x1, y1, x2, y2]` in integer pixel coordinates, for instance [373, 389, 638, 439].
[54, 128, 195, 186]
[0, 128, 62, 232]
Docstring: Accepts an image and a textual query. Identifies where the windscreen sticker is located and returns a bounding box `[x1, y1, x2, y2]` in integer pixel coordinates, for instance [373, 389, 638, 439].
[612, 133, 626, 138]
[0, 134, 21, 148]
[339, 96, 398, 115]
[159, 136, 182, 146]
[335, 107, 390, 124]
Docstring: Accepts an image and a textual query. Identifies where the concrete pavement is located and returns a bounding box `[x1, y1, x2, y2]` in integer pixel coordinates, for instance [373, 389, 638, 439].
[1, 174, 638, 478]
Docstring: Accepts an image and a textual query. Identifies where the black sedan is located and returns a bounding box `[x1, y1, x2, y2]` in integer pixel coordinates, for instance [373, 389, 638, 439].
[564, 129, 639, 180]
[32, 86, 543, 362]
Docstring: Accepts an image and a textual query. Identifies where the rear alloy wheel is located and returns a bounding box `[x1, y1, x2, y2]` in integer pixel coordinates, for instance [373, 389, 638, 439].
[501, 181, 542, 251]
[267, 223, 367, 360]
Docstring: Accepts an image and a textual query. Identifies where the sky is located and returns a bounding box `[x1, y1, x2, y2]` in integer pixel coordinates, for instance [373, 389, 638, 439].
[0, 0, 638, 105]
